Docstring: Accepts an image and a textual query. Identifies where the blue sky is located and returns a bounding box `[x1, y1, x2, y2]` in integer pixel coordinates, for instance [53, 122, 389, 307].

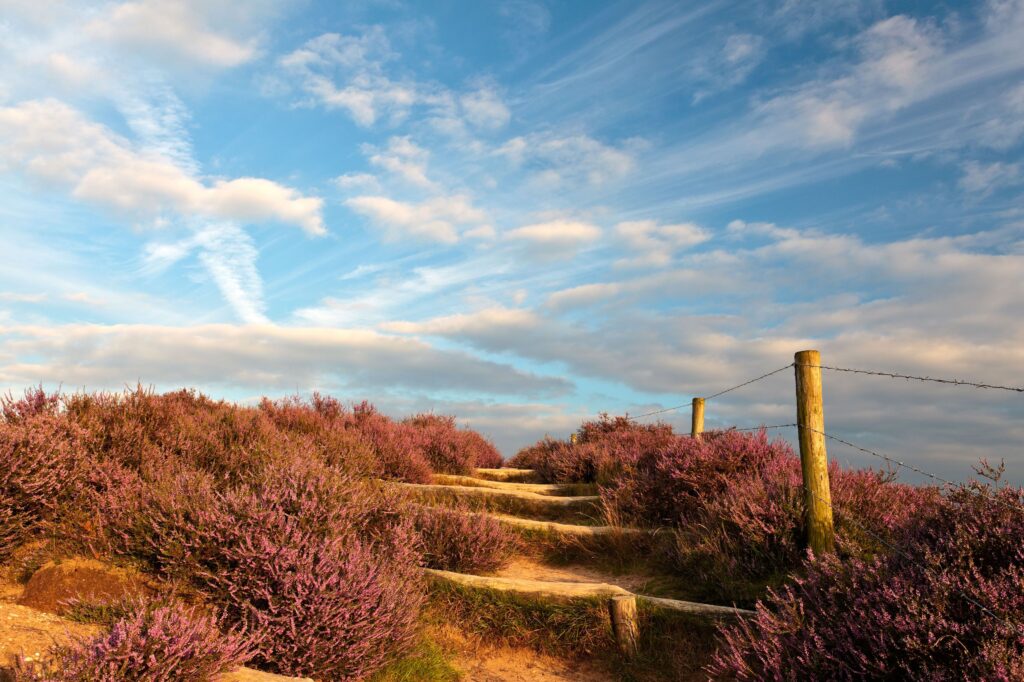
[1, 0, 1023, 482]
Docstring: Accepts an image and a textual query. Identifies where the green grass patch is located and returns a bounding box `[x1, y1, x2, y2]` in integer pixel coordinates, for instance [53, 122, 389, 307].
[409, 488, 603, 525]
[426, 578, 613, 656]
[370, 635, 461, 682]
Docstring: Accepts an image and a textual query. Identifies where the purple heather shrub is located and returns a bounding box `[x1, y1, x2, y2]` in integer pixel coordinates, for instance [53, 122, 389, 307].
[1, 386, 61, 422]
[193, 477, 424, 679]
[351, 404, 434, 483]
[508, 436, 561, 473]
[412, 505, 516, 572]
[14, 601, 251, 682]
[403, 413, 503, 474]
[594, 428, 936, 588]
[404, 414, 475, 475]
[459, 428, 504, 469]
[510, 414, 675, 483]
[91, 455, 425, 680]
[0, 406, 86, 560]
[710, 477, 1024, 680]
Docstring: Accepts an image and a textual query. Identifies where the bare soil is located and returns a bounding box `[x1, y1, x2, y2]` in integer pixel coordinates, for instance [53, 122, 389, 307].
[17, 558, 150, 615]
[435, 624, 614, 682]
[494, 557, 657, 594]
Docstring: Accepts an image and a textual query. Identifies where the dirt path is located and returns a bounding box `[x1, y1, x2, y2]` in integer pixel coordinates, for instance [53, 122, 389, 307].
[435, 624, 613, 682]
[493, 557, 657, 594]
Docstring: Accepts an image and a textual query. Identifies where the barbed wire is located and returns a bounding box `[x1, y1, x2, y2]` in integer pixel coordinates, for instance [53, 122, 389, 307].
[627, 403, 692, 421]
[797, 423, 1024, 515]
[797, 363, 1024, 393]
[626, 363, 795, 421]
[800, 483, 1012, 628]
[728, 423, 798, 432]
[706, 363, 795, 400]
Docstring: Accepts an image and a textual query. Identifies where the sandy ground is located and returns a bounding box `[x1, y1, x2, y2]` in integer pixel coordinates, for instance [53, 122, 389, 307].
[494, 556, 656, 594]
[436, 624, 614, 682]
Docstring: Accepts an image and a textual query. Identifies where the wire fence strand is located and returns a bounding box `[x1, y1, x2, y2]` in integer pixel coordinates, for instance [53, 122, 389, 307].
[706, 363, 795, 400]
[728, 423, 798, 432]
[797, 423, 1024, 515]
[797, 363, 1024, 393]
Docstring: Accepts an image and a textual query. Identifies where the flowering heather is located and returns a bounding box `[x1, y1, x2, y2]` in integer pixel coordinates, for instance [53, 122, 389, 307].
[509, 414, 674, 484]
[89, 455, 424, 679]
[412, 505, 516, 572]
[14, 601, 251, 682]
[1, 403, 86, 560]
[711, 480, 1024, 680]
[350, 404, 434, 483]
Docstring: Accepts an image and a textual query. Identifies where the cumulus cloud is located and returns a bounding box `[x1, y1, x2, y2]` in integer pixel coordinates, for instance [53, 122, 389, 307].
[505, 219, 602, 252]
[750, 15, 940, 150]
[460, 86, 511, 130]
[614, 220, 710, 268]
[87, 0, 258, 68]
[345, 194, 488, 243]
[385, 219, 1024, 479]
[497, 133, 636, 186]
[277, 29, 415, 126]
[0, 323, 571, 397]
[276, 28, 514, 134]
[364, 136, 435, 188]
[0, 99, 325, 235]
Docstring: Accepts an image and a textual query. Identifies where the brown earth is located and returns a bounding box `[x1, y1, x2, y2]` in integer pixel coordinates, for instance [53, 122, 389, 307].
[435, 624, 614, 682]
[17, 558, 151, 615]
[494, 557, 657, 594]
[0, 574, 309, 681]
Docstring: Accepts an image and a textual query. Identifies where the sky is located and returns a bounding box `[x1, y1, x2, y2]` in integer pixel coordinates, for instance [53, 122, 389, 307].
[1, 0, 1022, 483]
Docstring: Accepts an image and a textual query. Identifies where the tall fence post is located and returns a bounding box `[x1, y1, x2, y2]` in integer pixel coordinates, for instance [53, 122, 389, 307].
[794, 349, 835, 555]
[691, 397, 705, 439]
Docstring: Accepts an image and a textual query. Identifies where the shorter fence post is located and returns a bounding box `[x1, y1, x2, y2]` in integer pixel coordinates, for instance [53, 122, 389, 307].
[691, 397, 705, 439]
[608, 595, 639, 657]
[794, 349, 835, 555]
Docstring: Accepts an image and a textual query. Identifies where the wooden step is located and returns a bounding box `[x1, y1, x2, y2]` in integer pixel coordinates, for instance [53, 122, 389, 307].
[424, 569, 753, 619]
[432, 474, 594, 497]
[483, 512, 649, 537]
[474, 468, 538, 483]
[392, 482, 602, 524]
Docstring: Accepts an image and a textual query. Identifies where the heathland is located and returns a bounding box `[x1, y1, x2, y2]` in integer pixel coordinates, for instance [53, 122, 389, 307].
[1, 388, 1021, 680]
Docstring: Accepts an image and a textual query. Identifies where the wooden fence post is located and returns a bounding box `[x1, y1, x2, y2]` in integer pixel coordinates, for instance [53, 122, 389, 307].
[608, 595, 639, 657]
[691, 397, 705, 439]
[794, 350, 835, 555]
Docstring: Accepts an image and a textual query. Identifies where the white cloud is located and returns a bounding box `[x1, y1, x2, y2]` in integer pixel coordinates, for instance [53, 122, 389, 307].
[692, 33, 765, 102]
[365, 136, 435, 188]
[497, 133, 636, 186]
[464, 224, 497, 240]
[505, 219, 602, 251]
[959, 161, 1022, 196]
[0, 323, 571, 397]
[277, 29, 419, 127]
[87, 0, 258, 68]
[334, 173, 381, 191]
[751, 15, 941, 150]
[0, 99, 325, 235]
[345, 194, 488, 244]
[0, 292, 48, 303]
[386, 306, 540, 337]
[614, 220, 710, 268]
[460, 86, 511, 130]
[973, 84, 1024, 150]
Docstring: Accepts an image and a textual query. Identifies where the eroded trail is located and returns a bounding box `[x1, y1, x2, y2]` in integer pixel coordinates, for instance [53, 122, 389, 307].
[405, 467, 753, 681]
